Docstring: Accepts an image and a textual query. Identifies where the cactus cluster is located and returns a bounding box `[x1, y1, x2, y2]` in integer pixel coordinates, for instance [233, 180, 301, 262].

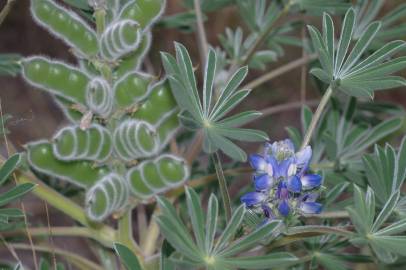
[23, 0, 188, 222]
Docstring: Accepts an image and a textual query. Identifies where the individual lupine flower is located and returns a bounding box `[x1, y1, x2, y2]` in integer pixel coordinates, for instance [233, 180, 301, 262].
[241, 140, 323, 221]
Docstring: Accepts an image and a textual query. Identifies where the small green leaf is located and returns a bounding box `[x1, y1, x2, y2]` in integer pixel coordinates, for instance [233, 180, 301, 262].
[0, 183, 36, 207]
[0, 154, 21, 186]
[213, 204, 246, 253]
[220, 252, 298, 269]
[114, 243, 142, 270]
[185, 187, 206, 251]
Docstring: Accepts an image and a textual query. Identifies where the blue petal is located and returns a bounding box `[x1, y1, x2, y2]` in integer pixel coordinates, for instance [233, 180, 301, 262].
[287, 176, 302, 193]
[295, 146, 312, 173]
[254, 174, 273, 191]
[301, 174, 322, 190]
[300, 202, 322, 214]
[275, 157, 295, 179]
[241, 192, 266, 207]
[278, 200, 290, 216]
[249, 154, 267, 172]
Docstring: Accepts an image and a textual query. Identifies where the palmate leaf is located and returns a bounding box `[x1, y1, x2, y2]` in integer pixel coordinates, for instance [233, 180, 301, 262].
[354, 1, 406, 46]
[308, 8, 406, 98]
[347, 185, 406, 263]
[155, 187, 299, 270]
[363, 136, 406, 204]
[162, 43, 268, 161]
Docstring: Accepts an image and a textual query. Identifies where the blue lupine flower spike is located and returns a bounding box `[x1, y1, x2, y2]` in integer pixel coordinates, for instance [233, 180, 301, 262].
[241, 140, 323, 221]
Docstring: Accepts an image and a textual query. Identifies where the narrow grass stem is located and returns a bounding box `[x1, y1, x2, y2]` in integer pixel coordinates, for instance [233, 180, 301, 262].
[94, 8, 106, 37]
[0, 0, 16, 26]
[242, 54, 317, 90]
[301, 86, 333, 149]
[212, 152, 232, 221]
[6, 243, 104, 270]
[117, 208, 144, 265]
[193, 0, 209, 66]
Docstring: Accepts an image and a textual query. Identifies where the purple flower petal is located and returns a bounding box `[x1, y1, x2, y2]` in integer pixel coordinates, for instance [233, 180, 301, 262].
[254, 174, 274, 191]
[241, 192, 266, 207]
[278, 200, 290, 216]
[301, 174, 322, 190]
[275, 157, 295, 179]
[287, 176, 302, 193]
[249, 154, 267, 172]
[262, 204, 274, 219]
[277, 181, 289, 200]
[300, 202, 322, 214]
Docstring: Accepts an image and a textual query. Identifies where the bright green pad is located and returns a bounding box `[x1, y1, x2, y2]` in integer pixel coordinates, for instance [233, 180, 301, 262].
[27, 141, 108, 188]
[22, 57, 89, 105]
[132, 81, 177, 125]
[120, 0, 164, 29]
[114, 72, 153, 108]
[31, 0, 98, 57]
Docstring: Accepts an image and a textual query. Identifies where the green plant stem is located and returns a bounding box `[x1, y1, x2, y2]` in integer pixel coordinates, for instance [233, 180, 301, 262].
[301, 86, 333, 149]
[193, 0, 208, 66]
[94, 8, 106, 37]
[4, 226, 114, 246]
[117, 208, 144, 265]
[14, 172, 117, 245]
[6, 243, 104, 270]
[242, 53, 317, 90]
[212, 152, 232, 222]
[306, 210, 349, 219]
[0, 0, 15, 26]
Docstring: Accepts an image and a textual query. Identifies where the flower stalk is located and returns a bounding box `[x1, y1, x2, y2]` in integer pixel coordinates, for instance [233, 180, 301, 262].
[301, 86, 333, 149]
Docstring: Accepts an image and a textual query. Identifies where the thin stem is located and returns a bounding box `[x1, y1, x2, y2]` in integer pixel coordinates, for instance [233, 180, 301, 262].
[0, 0, 16, 26]
[6, 243, 104, 270]
[258, 100, 319, 121]
[242, 53, 317, 90]
[142, 219, 160, 257]
[185, 130, 204, 165]
[193, 0, 209, 66]
[212, 152, 232, 221]
[0, 100, 39, 270]
[12, 172, 117, 245]
[305, 210, 349, 219]
[301, 86, 333, 149]
[238, 0, 293, 68]
[94, 8, 106, 37]
[117, 209, 144, 264]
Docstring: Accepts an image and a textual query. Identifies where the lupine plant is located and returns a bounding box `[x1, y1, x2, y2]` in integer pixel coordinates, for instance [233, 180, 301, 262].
[1, 0, 406, 269]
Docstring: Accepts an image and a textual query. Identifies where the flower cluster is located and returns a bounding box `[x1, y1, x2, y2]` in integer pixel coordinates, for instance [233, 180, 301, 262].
[241, 140, 322, 220]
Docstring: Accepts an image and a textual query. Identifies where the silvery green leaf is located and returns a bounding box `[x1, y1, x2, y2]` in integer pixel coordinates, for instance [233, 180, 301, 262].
[205, 194, 218, 253]
[374, 218, 406, 236]
[334, 9, 356, 76]
[371, 191, 400, 232]
[219, 220, 282, 257]
[0, 54, 21, 76]
[218, 111, 262, 128]
[213, 204, 246, 253]
[185, 187, 206, 251]
[214, 126, 269, 142]
[219, 252, 298, 269]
